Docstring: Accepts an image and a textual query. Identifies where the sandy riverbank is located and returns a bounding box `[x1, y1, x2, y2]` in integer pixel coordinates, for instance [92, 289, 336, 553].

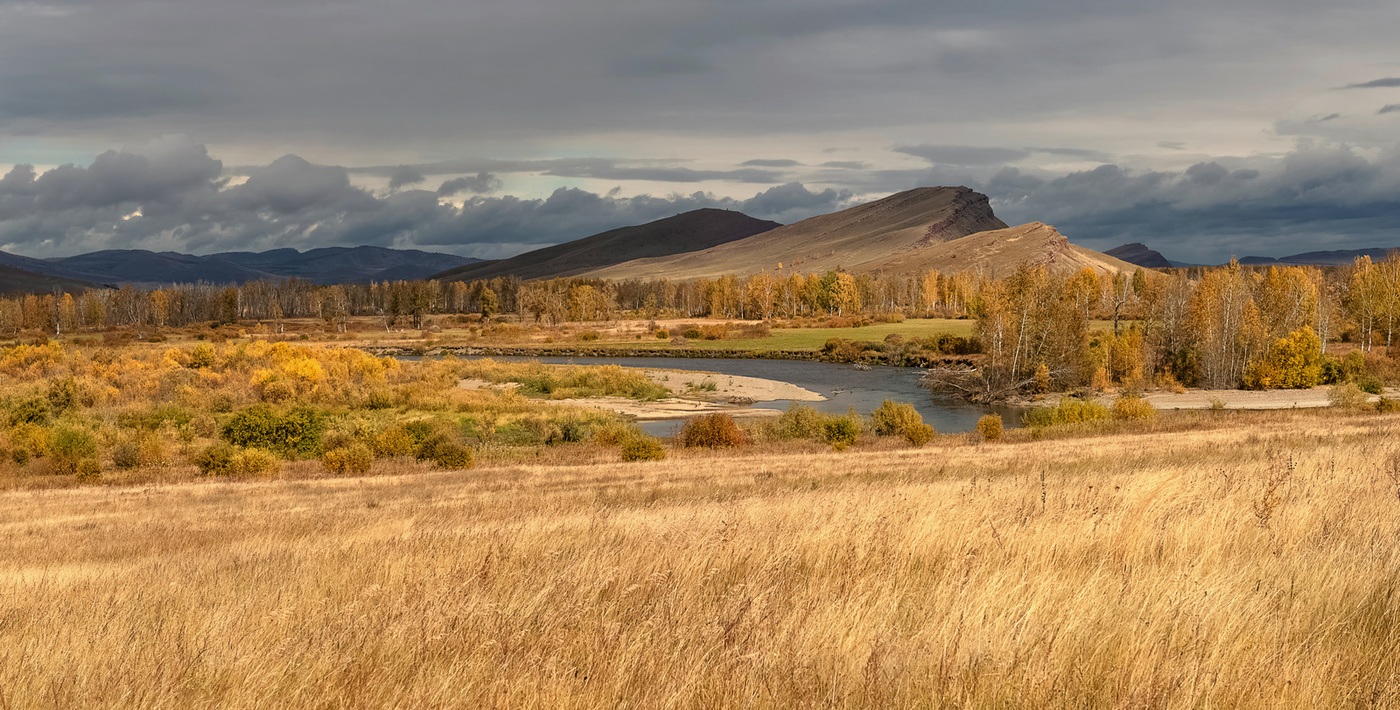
[460, 367, 825, 421]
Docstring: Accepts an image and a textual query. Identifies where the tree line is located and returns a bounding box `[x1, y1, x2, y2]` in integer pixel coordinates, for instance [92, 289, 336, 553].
[3, 255, 1397, 392]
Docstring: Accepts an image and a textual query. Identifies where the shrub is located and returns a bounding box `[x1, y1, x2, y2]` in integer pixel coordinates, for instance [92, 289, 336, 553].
[772, 404, 826, 441]
[590, 421, 641, 447]
[976, 414, 1003, 441]
[871, 400, 923, 437]
[682, 328, 703, 339]
[1022, 398, 1109, 427]
[195, 444, 236, 476]
[1359, 377, 1384, 395]
[1242, 328, 1323, 390]
[11, 448, 30, 465]
[259, 380, 296, 403]
[47, 377, 83, 412]
[823, 418, 859, 451]
[188, 343, 217, 368]
[903, 423, 935, 446]
[680, 414, 747, 448]
[621, 437, 666, 461]
[75, 458, 101, 483]
[8, 397, 50, 427]
[577, 330, 601, 341]
[50, 427, 97, 476]
[221, 405, 326, 458]
[321, 443, 373, 475]
[9, 423, 50, 457]
[1377, 396, 1400, 413]
[1329, 383, 1370, 410]
[427, 439, 474, 469]
[371, 425, 416, 457]
[655, 330, 669, 339]
[1110, 396, 1157, 420]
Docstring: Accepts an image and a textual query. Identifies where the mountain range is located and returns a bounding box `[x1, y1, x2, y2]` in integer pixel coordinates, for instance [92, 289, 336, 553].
[440, 186, 1134, 282]
[0, 246, 480, 289]
[433, 209, 779, 283]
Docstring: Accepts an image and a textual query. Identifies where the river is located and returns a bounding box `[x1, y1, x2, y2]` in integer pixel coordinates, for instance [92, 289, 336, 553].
[449, 355, 1024, 436]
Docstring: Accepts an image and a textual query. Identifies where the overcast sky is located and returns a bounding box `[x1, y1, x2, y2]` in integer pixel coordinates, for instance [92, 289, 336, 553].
[1, 0, 1398, 263]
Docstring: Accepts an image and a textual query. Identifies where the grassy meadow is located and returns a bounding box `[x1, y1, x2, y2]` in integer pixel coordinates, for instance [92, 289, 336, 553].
[4, 407, 1400, 707]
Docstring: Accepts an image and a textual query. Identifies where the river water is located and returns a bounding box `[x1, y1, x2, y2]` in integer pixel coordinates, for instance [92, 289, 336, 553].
[453, 355, 1023, 436]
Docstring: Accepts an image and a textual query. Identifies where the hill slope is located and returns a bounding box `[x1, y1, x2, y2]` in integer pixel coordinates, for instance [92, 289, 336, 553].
[0, 246, 480, 286]
[1105, 243, 1172, 269]
[585, 187, 1009, 281]
[882, 222, 1138, 277]
[1237, 247, 1400, 267]
[0, 264, 100, 295]
[433, 209, 780, 282]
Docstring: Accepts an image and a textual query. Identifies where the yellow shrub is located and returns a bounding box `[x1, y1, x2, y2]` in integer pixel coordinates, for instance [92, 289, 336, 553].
[976, 414, 1003, 441]
[1110, 396, 1157, 420]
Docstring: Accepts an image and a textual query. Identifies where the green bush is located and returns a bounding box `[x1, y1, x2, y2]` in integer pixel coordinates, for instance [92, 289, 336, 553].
[976, 414, 1003, 441]
[822, 418, 859, 451]
[8, 397, 49, 427]
[655, 330, 669, 339]
[321, 443, 373, 475]
[11, 448, 30, 466]
[427, 439, 474, 469]
[195, 444, 236, 476]
[1359, 377, 1384, 395]
[50, 427, 98, 476]
[621, 437, 666, 461]
[771, 404, 826, 441]
[47, 377, 83, 412]
[221, 405, 326, 458]
[1377, 396, 1400, 413]
[680, 413, 748, 448]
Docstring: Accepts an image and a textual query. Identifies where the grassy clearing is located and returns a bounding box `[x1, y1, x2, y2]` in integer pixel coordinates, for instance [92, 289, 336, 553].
[3, 409, 1400, 707]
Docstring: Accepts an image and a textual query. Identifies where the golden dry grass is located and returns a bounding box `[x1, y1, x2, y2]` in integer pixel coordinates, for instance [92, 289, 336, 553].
[4, 410, 1400, 707]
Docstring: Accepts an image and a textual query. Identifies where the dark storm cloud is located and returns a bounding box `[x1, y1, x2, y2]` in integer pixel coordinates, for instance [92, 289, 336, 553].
[0, 139, 849, 259]
[984, 144, 1400, 262]
[1379, 104, 1400, 115]
[437, 172, 501, 196]
[1342, 77, 1400, 89]
[2, 0, 1391, 145]
[387, 166, 426, 191]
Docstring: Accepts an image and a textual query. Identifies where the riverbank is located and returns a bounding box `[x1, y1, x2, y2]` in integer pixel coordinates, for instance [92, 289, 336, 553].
[461, 366, 826, 421]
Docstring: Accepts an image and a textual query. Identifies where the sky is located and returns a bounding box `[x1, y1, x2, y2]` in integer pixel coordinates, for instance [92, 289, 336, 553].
[0, 0, 1398, 264]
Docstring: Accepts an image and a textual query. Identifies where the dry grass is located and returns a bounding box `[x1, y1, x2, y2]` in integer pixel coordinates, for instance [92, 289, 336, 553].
[4, 411, 1400, 707]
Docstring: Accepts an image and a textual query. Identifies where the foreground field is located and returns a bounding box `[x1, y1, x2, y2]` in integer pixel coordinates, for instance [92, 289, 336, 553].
[4, 410, 1400, 708]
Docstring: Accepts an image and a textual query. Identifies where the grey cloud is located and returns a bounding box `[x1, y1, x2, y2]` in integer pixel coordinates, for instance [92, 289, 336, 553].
[740, 159, 801, 167]
[437, 172, 501, 196]
[820, 161, 868, 169]
[1158, 141, 1187, 150]
[895, 144, 1112, 167]
[343, 158, 781, 185]
[387, 166, 426, 190]
[1342, 77, 1400, 89]
[1380, 104, 1400, 115]
[983, 144, 1400, 263]
[895, 144, 1030, 166]
[0, 140, 849, 259]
